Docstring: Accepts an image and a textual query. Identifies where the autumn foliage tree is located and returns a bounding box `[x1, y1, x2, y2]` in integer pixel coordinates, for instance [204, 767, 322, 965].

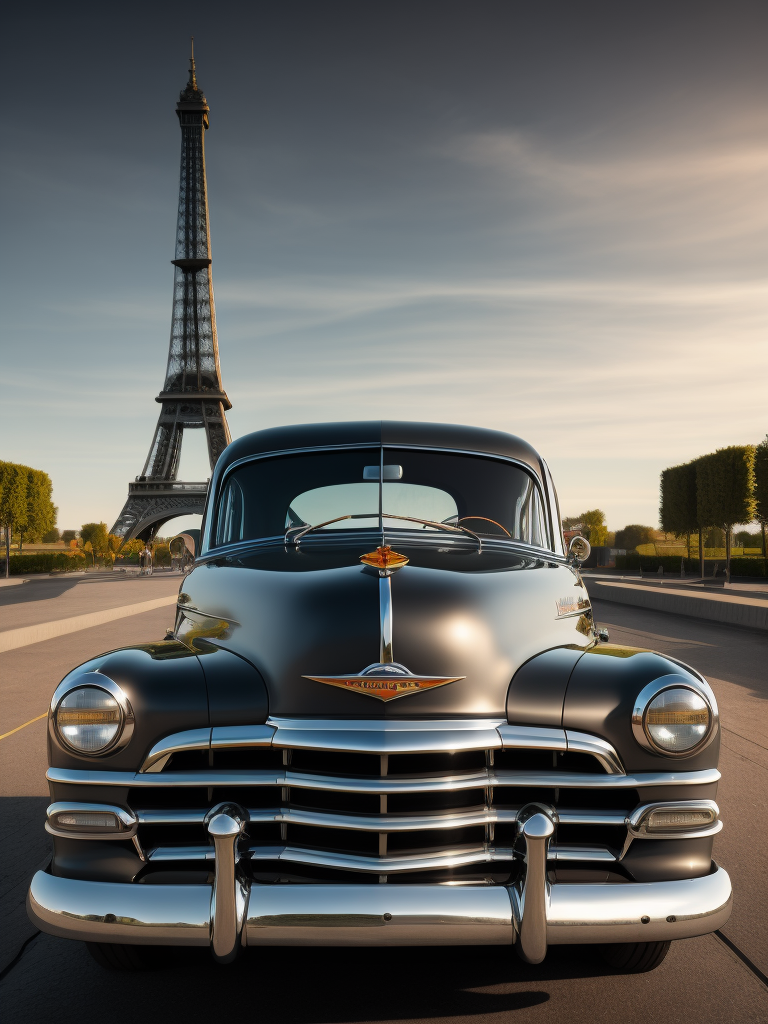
[562, 509, 609, 546]
[80, 523, 111, 565]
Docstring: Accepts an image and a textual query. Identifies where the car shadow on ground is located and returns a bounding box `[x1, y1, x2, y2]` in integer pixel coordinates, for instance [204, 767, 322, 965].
[8, 936, 641, 1022]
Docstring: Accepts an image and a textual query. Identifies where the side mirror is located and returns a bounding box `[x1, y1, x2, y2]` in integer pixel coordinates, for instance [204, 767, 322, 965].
[597, 627, 609, 644]
[568, 535, 591, 566]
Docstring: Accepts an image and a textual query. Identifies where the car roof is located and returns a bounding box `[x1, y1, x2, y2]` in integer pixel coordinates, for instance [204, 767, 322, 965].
[216, 421, 544, 477]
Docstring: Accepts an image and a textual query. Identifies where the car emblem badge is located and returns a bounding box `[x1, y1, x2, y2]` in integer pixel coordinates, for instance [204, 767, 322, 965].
[303, 546, 465, 701]
[303, 662, 465, 702]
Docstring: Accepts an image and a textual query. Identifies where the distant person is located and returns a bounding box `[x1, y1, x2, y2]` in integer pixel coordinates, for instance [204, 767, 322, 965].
[139, 545, 153, 576]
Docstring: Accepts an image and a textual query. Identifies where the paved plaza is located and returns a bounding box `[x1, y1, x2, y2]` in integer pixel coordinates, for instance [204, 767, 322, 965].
[1, 574, 766, 1021]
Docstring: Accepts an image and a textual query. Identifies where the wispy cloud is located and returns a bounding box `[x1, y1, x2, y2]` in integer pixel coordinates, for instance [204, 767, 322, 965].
[4, 59, 767, 533]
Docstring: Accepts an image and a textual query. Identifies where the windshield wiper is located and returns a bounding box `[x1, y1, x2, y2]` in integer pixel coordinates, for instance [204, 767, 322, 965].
[285, 512, 480, 548]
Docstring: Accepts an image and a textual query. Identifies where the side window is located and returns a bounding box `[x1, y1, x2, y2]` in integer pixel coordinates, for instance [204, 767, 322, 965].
[215, 477, 244, 546]
[515, 480, 548, 548]
[540, 459, 564, 555]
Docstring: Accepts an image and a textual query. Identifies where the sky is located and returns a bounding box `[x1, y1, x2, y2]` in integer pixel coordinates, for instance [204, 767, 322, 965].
[2, 1, 767, 536]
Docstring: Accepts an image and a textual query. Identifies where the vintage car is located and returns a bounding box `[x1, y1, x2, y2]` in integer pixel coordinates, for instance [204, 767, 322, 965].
[28, 421, 731, 972]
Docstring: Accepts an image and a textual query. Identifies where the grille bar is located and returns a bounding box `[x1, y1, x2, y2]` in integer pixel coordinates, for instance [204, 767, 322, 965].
[136, 806, 628, 829]
[144, 843, 618, 871]
[49, 766, 721, 790]
[139, 721, 626, 772]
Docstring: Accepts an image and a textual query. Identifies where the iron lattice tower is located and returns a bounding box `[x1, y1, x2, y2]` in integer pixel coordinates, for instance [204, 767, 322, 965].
[112, 49, 231, 543]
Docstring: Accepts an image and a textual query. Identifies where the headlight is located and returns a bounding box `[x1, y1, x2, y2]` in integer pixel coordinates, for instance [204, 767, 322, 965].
[57, 687, 121, 752]
[51, 673, 134, 756]
[632, 675, 717, 757]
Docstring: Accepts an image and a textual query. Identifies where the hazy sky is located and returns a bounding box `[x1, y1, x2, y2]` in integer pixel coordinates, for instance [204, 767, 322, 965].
[2, 1, 766, 534]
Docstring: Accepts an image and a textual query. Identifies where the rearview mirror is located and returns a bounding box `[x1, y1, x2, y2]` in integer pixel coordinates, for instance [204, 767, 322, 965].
[363, 465, 403, 481]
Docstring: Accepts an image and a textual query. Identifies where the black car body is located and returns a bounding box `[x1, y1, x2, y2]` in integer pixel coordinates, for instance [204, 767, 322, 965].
[29, 421, 731, 970]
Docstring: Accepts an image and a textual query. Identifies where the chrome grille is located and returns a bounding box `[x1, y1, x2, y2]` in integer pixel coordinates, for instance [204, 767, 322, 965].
[47, 719, 721, 885]
[130, 719, 626, 883]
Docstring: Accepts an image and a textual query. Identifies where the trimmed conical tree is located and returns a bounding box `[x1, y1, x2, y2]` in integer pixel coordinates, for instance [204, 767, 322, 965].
[696, 446, 757, 575]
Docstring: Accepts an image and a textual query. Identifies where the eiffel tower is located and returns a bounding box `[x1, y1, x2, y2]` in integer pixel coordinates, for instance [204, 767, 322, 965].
[112, 44, 231, 544]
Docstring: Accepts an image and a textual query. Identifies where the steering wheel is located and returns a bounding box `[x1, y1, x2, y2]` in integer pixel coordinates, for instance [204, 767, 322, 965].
[443, 516, 511, 537]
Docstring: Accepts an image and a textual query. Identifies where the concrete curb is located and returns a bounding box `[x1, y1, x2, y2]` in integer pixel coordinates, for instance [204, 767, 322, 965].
[585, 579, 768, 631]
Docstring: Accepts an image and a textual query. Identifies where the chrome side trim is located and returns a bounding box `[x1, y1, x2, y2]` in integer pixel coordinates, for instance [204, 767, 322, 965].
[565, 731, 625, 775]
[246, 884, 514, 946]
[145, 842, 616, 870]
[48, 766, 722, 791]
[141, 728, 212, 773]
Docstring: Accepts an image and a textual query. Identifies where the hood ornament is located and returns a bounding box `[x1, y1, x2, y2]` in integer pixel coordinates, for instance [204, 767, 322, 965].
[303, 546, 465, 701]
[359, 545, 409, 571]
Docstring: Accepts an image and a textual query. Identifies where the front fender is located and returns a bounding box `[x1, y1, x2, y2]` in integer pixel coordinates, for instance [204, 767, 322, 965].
[47, 640, 270, 772]
[562, 645, 720, 773]
[48, 641, 208, 772]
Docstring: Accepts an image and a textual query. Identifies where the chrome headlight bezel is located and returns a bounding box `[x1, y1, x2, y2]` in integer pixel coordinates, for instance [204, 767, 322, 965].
[50, 673, 134, 757]
[632, 674, 718, 758]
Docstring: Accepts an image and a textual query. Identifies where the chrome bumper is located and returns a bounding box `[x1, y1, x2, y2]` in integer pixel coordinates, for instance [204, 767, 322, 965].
[28, 810, 732, 962]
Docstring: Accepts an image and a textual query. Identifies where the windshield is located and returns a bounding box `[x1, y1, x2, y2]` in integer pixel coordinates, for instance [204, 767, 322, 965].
[213, 447, 549, 549]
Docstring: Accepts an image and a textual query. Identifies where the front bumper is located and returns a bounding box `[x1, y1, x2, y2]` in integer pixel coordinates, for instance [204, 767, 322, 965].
[28, 809, 732, 963]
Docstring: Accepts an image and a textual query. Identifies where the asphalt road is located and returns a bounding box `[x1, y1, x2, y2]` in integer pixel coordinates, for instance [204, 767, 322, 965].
[1, 575, 766, 1023]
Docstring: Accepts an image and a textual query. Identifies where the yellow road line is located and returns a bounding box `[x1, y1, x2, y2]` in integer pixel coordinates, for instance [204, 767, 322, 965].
[0, 712, 47, 741]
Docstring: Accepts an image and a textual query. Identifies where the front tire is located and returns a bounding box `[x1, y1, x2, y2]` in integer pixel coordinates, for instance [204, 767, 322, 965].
[85, 942, 164, 971]
[600, 940, 671, 973]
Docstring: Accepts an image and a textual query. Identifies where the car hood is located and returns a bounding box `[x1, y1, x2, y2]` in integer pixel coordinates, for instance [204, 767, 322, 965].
[177, 548, 593, 718]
